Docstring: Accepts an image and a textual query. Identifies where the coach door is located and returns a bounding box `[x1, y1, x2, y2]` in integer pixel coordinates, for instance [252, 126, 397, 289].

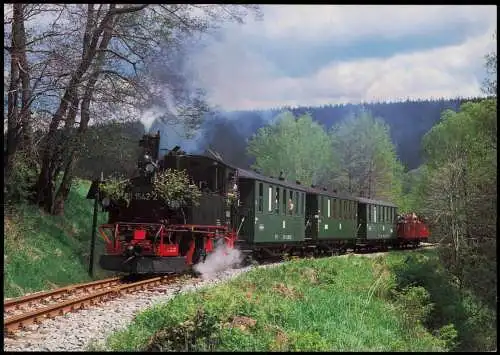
[305, 193, 319, 239]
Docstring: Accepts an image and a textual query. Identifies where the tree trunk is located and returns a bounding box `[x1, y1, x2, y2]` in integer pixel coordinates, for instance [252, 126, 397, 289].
[5, 4, 23, 182]
[51, 96, 80, 215]
[52, 7, 114, 215]
[36, 4, 115, 212]
[17, 3, 33, 153]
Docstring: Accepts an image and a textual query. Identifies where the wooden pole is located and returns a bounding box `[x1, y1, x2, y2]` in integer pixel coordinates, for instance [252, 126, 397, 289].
[88, 172, 103, 277]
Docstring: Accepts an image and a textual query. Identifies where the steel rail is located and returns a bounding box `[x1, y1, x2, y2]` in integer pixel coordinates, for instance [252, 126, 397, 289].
[4, 275, 178, 334]
[4, 276, 122, 313]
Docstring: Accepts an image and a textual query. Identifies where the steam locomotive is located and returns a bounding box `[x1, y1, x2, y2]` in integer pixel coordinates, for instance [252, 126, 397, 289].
[87, 132, 429, 275]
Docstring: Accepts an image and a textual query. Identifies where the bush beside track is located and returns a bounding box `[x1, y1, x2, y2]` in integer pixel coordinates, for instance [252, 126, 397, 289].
[101, 249, 496, 352]
[4, 179, 111, 298]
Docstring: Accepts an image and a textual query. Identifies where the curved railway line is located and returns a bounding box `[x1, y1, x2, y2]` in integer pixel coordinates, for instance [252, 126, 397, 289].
[3, 243, 436, 336]
[3, 275, 180, 335]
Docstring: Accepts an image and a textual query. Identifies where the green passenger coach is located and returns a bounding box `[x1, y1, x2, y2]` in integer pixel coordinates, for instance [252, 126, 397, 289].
[356, 197, 398, 240]
[236, 169, 307, 244]
[305, 189, 358, 241]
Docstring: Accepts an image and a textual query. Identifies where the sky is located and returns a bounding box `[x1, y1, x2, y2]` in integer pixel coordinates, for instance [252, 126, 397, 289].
[189, 5, 497, 111]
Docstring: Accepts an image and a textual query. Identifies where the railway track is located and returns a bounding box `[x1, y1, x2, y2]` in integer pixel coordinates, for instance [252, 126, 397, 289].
[4, 243, 436, 335]
[3, 275, 180, 335]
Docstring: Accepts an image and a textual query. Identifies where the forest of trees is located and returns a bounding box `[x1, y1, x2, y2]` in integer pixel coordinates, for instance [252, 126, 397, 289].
[199, 97, 469, 172]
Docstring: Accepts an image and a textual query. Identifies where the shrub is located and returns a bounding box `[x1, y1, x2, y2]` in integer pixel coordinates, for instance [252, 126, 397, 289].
[4, 150, 38, 205]
[393, 286, 434, 329]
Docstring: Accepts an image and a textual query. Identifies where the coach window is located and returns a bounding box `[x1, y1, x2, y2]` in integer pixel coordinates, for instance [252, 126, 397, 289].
[368, 204, 371, 222]
[268, 186, 273, 212]
[281, 188, 286, 215]
[289, 190, 294, 215]
[385, 207, 388, 222]
[300, 193, 304, 215]
[276, 187, 280, 214]
[327, 198, 331, 218]
[302, 193, 305, 215]
[295, 191, 299, 215]
[258, 183, 263, 213]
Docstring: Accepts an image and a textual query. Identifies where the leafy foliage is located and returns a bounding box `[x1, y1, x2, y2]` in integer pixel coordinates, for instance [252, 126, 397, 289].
[389, 252, 496, 351]
[4, 150, 38, 205]
[413, 99, 497, 308]
[329, 110, 404, 202]
[100, 169, 202, 208]
[247, 111, 334, 186]
[99, 176, 132, 207]
[482, 30, 497, 96]
[153, 169, 202, 207]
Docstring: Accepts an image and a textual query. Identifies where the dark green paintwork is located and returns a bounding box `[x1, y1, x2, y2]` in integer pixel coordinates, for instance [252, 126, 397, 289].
[357, 203, 398, 240]
[238, 179, 306, 243]
[311, 194, 358, 240]
[236, 173, 400, 244]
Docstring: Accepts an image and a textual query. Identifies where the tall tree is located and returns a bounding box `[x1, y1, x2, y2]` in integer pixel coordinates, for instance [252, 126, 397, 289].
[247, 111, 333, 186]
[418, 99, 496, 308]
[483, 30, 497, 96]
[329, 110, 404, 203]
[3, 4, 261, 214]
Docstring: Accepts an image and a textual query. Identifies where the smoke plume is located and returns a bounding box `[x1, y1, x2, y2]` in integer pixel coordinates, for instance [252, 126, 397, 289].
[194, 242, 243, 280]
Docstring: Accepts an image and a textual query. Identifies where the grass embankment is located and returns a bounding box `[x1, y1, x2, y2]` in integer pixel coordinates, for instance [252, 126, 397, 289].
[101, 249, 496, 352]
[4, 179, 109, 298]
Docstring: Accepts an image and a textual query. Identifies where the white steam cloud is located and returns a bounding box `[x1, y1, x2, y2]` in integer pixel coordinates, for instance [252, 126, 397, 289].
[194, 242, 243, 280]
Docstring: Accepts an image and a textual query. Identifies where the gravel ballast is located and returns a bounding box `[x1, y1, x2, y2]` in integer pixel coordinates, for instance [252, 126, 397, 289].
[3, 264, 279, 352]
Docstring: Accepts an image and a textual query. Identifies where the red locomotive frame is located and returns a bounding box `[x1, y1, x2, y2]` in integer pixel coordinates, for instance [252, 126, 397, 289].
[98, 222, 237, 266]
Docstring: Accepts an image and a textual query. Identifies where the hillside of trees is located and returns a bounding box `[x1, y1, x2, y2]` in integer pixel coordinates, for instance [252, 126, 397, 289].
[198, 97, 472, 171]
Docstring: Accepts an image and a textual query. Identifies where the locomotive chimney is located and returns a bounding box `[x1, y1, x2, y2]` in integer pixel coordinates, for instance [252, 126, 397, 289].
[278, 171, 285, 180]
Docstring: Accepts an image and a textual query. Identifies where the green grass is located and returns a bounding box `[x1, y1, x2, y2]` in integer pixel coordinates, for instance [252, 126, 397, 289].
[4, 179, 110, 298]
[103, 250, 474, 352]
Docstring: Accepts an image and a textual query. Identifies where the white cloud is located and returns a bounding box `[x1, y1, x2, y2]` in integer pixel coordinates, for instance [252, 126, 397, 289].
[243, 5, 495, 43]
[192, 6, 496, 110]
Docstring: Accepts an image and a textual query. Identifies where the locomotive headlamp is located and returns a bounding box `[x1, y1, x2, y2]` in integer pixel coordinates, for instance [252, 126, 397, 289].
[101, 197, 111, 208]
[145, 163, 155, 173]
